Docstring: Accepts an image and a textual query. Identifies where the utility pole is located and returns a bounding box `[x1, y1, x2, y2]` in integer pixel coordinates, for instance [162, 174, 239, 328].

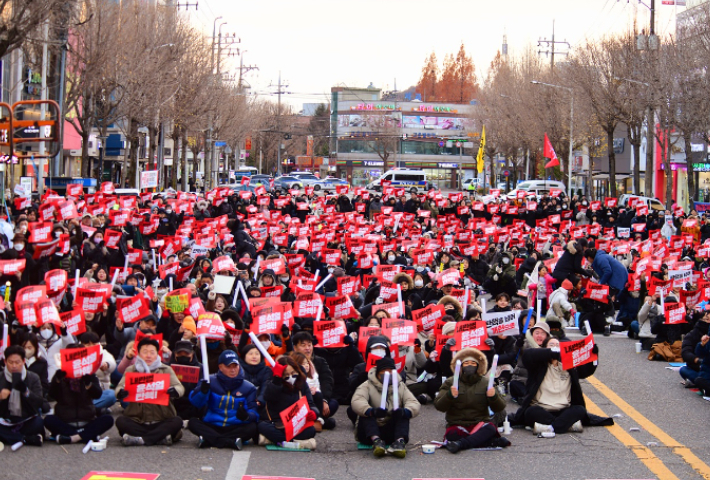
[269, 72, 289, 175]
[537, 20, 570, 71]
[205, 16, 222, 190]
[237, 52, 258, 94]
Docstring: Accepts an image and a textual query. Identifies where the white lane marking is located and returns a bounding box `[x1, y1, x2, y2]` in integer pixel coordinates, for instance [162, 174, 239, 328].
[225, 451, 251, 480]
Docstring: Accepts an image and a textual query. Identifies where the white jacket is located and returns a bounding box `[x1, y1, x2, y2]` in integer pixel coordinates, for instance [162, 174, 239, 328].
[96, 349, 117, 390]
[546, 287, 573, 319]
[637, 301, 661, 339]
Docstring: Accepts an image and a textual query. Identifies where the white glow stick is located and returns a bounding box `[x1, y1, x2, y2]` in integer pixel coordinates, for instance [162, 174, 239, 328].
[169, 276, 173, 292]
[315, 274, 332, 291]
[315, 302, 323, 321]
[464, 286, 470, 309]
[481, 297, 487, 313]
[0, 323, 8, 358]
[379, 371, 390, 409]
[660, 294, 665, 312]
[82, 441, 93, 454]
[123, 255, 130, 274]
[392, 371, 399, 410]
[313, 270, 319, 283]
[73, 269, 80, 296]
[453, 359, 462, 391]
[110, 270, 119, 288]
[537, 298, 542, 321]
[397, 284, 404, 317]
[416, 370, 428, 382]
[248, 331, 275, 366]
[487, 354, 499, 391]
[584, 320, 592, 337]
[152, 249, 157, 271]
[199, 336, 210, 382]
[253, 257, 260, 281]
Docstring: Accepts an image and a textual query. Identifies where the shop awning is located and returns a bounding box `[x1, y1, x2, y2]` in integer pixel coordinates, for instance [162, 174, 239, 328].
[591, 173, 631, 180]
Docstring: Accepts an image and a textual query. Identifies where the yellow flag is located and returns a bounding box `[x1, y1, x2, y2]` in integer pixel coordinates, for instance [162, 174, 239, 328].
[476, 126, 486, 173]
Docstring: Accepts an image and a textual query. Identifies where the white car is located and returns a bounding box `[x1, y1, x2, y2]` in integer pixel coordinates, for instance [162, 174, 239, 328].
[290, 172, 321, 186]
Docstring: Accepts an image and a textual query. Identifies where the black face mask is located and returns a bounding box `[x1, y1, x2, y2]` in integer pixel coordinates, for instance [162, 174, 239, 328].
[175, 356, 192, 365]
[461, 365, 481, 383]
[462, 365, 478, 377]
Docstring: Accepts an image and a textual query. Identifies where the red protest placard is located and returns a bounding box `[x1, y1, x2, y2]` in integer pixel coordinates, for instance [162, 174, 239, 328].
[261, 258, 287, 275]
[371, 301, 402, 319]
[28, 222, 52, 243]
[45, 269, 68, 294]
[197, 312, 227, 339]
[251, 304, 284, 334]
[314, 320, 347, 348]
[117, 295, 152, 324]
[61, 309, 86, 336]
[382, 319, 418, 346]
[171, 364, 200, 384]
[412, 304, 446, 332]
[337, 276, 361, 296]
[454, 321, 489, 351]
[664, 302, 687, 324]
[262, 285, 285, 298]
[104, 229, 122, 249]
[280, 395, 314, 441]
[123, 372, 170, 406]
[0, 258, 25, 276]
[294, 292, 322, 318]
[583, 284, 610, 303]
[17, 285, 47, 303]
[437, 268, 460, 288]
[378, 279, 399, 302]
[212, 255, 236, 273]
[560, 334, 597, 370]
[35, 299, 62, 327]
[325, 294, 359, 319]
[60, 345, 102, 379]
[15, 301, 38, 326]
[76, 287, 109, 313]
[32, 238, 59, 260]
[358, 326, 381, 354]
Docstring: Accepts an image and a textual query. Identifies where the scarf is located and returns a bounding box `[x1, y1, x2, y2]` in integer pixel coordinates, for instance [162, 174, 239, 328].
[134, 356, 162, 373]
[215, 371, 243, 393]
[4, 366, 26, 417]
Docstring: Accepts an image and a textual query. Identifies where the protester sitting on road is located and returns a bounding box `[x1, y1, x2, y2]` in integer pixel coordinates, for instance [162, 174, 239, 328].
[690, 333, 710, 396]
[188, 350, 258, 449]
[509, 321, 548, 401]
[0, 345, 46, 450]
[257, 356, 318, 450]
[434, 348, 510, 453]
[168, 340, 202, 420]
[238, 344, 272, 406]
[292, 331, 337, 429]
[680, 310, 710, 387]
[115, 337, 184, 446]
[43, 344, 114, 445]
[351, 356, 421, 458]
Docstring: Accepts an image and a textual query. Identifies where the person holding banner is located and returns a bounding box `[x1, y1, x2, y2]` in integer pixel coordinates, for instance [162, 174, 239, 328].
[513, 336, 603, 436]
[583, 248, 629, 302]
[257, 356, 318, 450]
[433, 348, 510, 453]
[0, 345, 46, 449]
[115, 337, 185, 446]
[80, 332, 117, 411]
[167, 340, 202, 420]
[36, 321, 76, 381]
[188, 350, 259, 449]
[43, 344, 114, 444]
[351, 357, 421, 458]
[509, 321, 549, 402]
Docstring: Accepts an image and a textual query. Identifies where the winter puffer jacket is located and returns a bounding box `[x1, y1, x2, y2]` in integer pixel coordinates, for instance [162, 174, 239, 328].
[433, 348, 506, 427]
[351, 368, 421, 429]
[189, 371, 259, 427]
[551, 241, 589, 284]
[50, 373, 103, 424]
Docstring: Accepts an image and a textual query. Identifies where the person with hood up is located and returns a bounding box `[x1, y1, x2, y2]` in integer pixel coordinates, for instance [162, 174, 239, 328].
[438, 295, 463, 322]
[347, 335, 392, 418]
[546, 279, 576, 328]
[351, 357, 421, 458]
[238, 344, 273, 405]
[509, 321, 549, 402]
[483, 251, 517, 298]
[434, 348, 510, 453]
[550, 239, 592, 287]
[188, 350, 258, 449]
[168, 340, 202, 420]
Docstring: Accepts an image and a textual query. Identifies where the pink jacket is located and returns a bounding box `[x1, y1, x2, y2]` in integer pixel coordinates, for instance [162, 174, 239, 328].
[529, 273, 556, 303]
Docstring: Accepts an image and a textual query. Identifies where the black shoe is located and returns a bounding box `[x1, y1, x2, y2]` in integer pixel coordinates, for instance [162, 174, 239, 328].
[197, 436, 208, 448]
[416, 394, 428, 405]
[491, 437, 511, 448]
[372, 438, 386, 458]
[387, 439, 406, 458]
[56, 435, 72, 445]
[603, 325, 611, 336]
[24, 434, 43, 446]
[322, 417, 336, 430]
[445, 441, 461, 454]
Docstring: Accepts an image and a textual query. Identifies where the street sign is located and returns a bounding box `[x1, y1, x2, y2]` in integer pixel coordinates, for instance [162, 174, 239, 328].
[215, 141, 226, 147]
[503, 170, 510, 177]
[79, 473, 160, 480]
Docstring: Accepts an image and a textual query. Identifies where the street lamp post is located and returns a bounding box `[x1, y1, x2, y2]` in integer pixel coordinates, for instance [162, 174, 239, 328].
[98, 135, 108, 184]
[531, 81, 574, 195]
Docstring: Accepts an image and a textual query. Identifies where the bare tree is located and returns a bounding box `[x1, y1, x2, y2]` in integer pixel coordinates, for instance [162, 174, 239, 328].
[0, 0, 77, 59]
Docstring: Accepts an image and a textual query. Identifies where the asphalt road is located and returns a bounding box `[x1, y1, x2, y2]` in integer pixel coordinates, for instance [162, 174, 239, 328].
[7, 331, 710, 480]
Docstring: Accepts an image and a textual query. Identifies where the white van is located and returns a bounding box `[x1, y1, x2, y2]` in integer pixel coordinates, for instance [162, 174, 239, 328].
[506, 180, 566, 199]
[368, 169, 428, 193]
[237, 166, 259, 175]
[619, 194, 666, 212]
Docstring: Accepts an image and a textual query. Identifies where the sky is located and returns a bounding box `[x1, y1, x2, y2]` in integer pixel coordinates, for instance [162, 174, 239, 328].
[184, 0, 686, 109]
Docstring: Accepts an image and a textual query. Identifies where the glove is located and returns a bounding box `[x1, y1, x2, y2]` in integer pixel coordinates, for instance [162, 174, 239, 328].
[272, 363, 286, 378]
[81, 374, 93, 386]
[281, 324, 291, 338]
[549, 346, 562, 361]
[493, 274, 499, 281]
[167, 387, 180, 399]
[116, 389, 129, 400]
[236, 402, 249, 421]
[200, 380, 211, 394]
[342, 334, 354, 346]
[445, 338, 456, 348]
[592, 344, 599, 354]
[54, 370, 67, 382]
[373, 408, 388, 418]
[365, 408, 375, 417]
[485, 338, 495, 348]
[208, 290, 216, 301]
[496, 266, 503, 274]
[291, 322, 302, 334]
[305, 410, 317, 422]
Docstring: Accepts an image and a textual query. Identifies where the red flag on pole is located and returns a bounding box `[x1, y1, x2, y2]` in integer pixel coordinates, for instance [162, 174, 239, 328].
[544, 133, 560, 168]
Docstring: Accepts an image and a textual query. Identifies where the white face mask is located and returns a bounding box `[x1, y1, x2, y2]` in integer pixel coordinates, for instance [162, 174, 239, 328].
[502, 257, 510, 264]
[370, 348, 386, 358]
[280, 276, 289, 283]
[40, 329, 53, 340]
[260, 340, 271, 350]
[327, 267, 334, 274]
[285, 375, 298, 385]
[388, 255, 395, 262]
[14, 243, 24, 251]
[414, 279, 424, 288]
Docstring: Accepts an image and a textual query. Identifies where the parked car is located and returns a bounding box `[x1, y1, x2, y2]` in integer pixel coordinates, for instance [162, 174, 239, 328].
[461, 178, 479, 191]
[273, 176, 303, 190]
[619, 194, 666, 211]
[290, 172, 321, 186]
[312, 177, 349, 191]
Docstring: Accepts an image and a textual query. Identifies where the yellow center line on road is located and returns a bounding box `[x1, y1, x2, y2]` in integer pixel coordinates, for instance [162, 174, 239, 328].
[586, 375, 710, 480]
[583, 393, 681, 480]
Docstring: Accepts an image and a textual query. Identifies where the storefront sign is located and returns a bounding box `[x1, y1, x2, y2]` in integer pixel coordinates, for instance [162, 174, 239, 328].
[363, 160, 384, 167]
[692, 162, 710, 172]
[350, 103, 397, 111]
[438, 163, 459, 169]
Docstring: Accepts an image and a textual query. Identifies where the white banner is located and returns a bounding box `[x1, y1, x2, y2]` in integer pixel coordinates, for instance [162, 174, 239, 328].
[482, 310, 521, 337]
[141, 170, 159, 190]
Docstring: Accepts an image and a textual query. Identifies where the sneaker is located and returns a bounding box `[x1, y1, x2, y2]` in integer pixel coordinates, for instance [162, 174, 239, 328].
[569, 420, 583, 433]
[491, 436, 511, 448]
[24, 434, 43, 447]
[445, 440, 461, 454]
[533, 423, 554, 435]
[234, 438, 243, 451]
[322, 417, 336, 430]
[121, 434, 145, 447]
[297, 438, 316, 450]
[258, 434, 272, 446]
[56, 435, 73, 445]
[372, 438, 387, 458]
[387, 440, 406, 458]
[197, 436, 208, 449]
[156, 435, 172, 446]
[416, 394, 428, 405]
